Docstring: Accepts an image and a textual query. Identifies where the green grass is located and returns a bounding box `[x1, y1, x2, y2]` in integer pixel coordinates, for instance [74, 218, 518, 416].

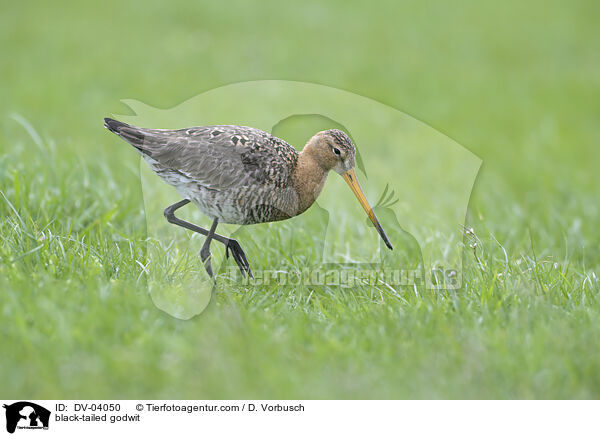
[1, 0, 599, 398]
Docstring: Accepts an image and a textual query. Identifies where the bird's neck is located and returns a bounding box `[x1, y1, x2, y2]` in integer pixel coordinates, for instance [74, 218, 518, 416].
[292, 151, 330, 215]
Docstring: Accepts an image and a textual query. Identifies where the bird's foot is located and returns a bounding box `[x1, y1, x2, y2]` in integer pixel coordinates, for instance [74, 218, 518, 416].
[225, 239, 253, 279]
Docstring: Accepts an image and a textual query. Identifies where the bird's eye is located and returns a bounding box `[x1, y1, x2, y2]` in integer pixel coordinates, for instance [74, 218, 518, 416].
[332, 147, 341, 156]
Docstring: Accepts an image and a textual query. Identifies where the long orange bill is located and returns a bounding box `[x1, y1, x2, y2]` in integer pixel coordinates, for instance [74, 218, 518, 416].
[342, 169, 393, 250]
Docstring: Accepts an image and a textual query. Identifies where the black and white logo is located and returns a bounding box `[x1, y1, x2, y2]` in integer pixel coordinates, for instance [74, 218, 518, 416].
[3, 402, 50, 434]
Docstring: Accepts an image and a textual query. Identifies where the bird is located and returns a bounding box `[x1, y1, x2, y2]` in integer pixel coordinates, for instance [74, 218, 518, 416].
[104, 118, 393, 280]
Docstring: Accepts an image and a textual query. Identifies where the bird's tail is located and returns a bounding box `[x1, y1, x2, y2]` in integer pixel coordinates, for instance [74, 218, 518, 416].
[104, 117, 127, 134]
[103, 117, 148, 150]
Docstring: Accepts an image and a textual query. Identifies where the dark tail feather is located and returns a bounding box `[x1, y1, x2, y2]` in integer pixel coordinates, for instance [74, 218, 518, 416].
[103, 117, 147, 150]
[104, 117, 128, 134]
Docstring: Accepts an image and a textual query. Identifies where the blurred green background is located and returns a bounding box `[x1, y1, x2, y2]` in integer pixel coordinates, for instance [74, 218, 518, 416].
[1, 0, 599, 398]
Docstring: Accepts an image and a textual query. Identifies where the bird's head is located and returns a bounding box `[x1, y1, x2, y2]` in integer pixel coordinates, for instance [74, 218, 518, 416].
[305, 129, 356, 174]
[304, 129, 393, 250]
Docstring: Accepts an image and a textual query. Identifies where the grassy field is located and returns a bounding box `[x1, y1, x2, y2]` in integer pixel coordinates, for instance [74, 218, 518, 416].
[1, 0, 599, 398]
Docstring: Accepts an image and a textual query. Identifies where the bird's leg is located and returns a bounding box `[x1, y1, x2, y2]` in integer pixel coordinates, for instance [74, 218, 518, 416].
[200, 218, 219, 280]
[163, 200, 254, 278]
[224, 239, 254, 279]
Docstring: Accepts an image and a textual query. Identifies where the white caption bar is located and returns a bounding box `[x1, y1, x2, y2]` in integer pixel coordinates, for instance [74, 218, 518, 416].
[1, 400, 598, 435]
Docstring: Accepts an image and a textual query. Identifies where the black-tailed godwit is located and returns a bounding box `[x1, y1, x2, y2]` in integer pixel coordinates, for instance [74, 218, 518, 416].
[104, 118, 392, 279]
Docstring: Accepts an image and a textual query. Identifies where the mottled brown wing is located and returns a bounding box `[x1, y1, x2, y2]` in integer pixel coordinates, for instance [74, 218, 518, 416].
[105, 120, 298, 190]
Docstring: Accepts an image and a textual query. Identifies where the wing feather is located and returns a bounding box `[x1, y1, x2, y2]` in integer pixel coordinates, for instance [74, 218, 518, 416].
[108, 121, 298, 191]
